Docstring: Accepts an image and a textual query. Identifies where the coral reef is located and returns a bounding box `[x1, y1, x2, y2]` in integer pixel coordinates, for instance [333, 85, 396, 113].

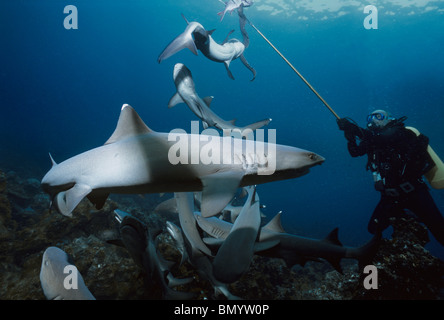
[0, 168, 443, 300]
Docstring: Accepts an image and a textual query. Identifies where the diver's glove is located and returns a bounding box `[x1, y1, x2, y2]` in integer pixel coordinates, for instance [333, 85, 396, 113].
[337, 117, 360, 142]
[374, 180, 385, 192]
[337, 117, 355, 131]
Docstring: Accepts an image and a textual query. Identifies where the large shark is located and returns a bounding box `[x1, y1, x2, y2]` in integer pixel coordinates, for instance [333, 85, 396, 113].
[169, 63, 271, 131]
[41, 104, 324, 218]
[158, 15, 255, 80]
[196, 212, 381, 273]
[40, 246, 95, 300]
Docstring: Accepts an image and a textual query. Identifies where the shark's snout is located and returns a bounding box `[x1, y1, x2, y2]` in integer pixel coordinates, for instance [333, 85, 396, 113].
[40, 178, 75, 199]
[307, 152, 325, 165]
[173, 63, 192, 83]
[173, 63, 185, 79]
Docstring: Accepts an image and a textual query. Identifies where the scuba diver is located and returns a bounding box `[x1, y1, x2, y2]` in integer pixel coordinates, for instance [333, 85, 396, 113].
[337, 110, 444, 247]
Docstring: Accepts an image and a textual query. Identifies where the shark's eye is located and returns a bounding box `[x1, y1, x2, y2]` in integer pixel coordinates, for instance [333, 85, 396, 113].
[308, 153, 317, 161]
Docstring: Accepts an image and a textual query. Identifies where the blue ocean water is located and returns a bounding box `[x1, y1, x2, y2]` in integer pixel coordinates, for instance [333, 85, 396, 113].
[1, 0, 443, 260]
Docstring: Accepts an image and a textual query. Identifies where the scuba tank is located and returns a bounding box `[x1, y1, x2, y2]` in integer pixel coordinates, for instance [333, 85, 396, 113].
[406, 126, 444, 189]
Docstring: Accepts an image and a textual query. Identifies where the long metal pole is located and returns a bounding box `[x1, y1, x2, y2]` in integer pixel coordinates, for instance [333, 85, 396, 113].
[247, 20, 341, 120]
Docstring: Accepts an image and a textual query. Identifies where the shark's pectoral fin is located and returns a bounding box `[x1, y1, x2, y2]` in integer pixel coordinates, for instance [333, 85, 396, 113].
[200, 171, 243, 218]
[240, 54, 256, 81]
[223, 61, 235, 80]
[55, 183, 92, 217]
[87, 192, 109, 210]
[203, 237, 224, 247]
[253, 240, 280, 253]
[168, 92, 185, 108]
[322, 228, 344, 273]
[222, 29, 235, 45]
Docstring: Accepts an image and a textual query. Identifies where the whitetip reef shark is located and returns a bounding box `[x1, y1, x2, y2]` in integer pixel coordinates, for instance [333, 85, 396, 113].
[196, 212, 381, 275]
[41, 104, 324, 218]
[169, 63, 271, 131]
[158, 14, 255, 80]
[40, 246, 95, 300]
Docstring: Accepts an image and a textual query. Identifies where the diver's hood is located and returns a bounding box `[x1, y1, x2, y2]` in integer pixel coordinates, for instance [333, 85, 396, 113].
[367, 109, 393, 129]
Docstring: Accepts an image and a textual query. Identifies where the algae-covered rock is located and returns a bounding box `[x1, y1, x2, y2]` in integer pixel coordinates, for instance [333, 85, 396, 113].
[355, 217, 444, 300]
[0, 168, 443, 300]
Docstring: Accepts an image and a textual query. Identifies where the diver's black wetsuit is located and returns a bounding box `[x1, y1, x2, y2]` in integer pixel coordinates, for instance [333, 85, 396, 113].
[338, 117, 444, 246]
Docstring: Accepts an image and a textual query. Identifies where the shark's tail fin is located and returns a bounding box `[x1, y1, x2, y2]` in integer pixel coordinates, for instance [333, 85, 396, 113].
[360, 231, 382, 270]
[350, 228, 382, 271]
[158, 23, 199, 63]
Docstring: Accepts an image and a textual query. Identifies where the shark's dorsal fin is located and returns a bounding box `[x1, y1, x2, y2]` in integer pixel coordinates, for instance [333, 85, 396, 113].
[203, 96, 214, 108]
[263, 211, 286, 234]
[323, 228, 342, 247]
[48, 153, 57, 167]
[105, 104, 152, 145]
[181, 13, 189, 25]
